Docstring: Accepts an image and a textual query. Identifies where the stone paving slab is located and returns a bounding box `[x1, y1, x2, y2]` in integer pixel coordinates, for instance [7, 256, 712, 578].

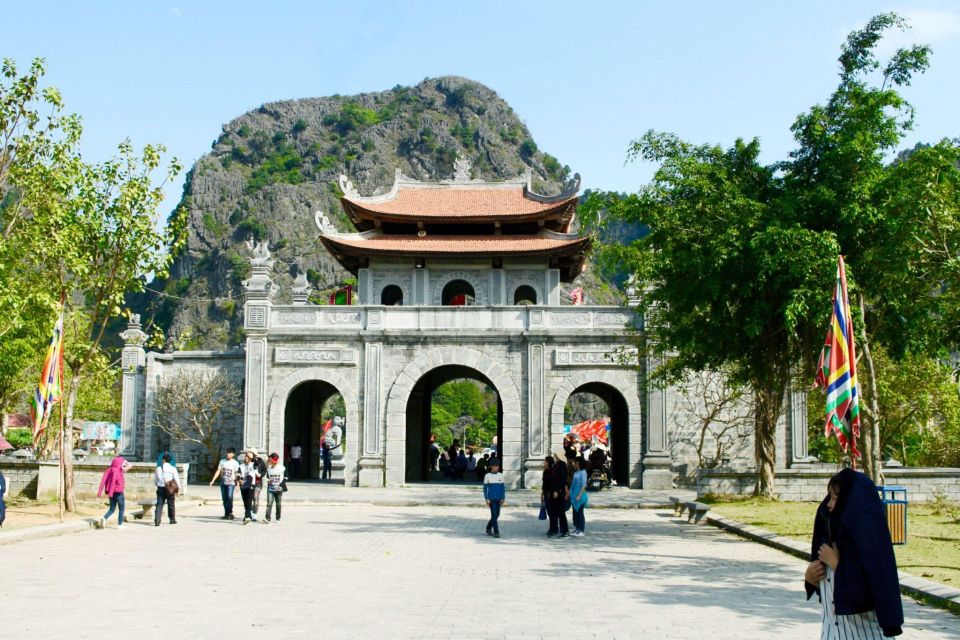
[1, 504, 957, 639]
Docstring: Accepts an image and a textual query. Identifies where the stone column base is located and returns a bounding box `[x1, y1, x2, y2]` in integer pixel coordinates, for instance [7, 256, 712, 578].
[524, 459, 545, 490]
[358, 457, 384, 488]
[641, 453, 673, 490]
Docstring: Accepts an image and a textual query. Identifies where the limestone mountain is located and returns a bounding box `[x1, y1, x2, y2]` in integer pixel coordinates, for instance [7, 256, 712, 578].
[135, 76, 619, 350]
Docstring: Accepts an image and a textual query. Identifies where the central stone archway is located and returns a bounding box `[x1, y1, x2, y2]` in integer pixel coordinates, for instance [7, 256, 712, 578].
[385, 347, 521, 487]
[267, 367, 360, 486]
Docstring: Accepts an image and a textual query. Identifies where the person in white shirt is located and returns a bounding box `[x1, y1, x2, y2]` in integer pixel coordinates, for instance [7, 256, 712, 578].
[264, 453, 286, 523]
[238, 449, 260, 524]
[154, 451, 180, 526]
[290, 442, 303, 479]
[209, 447, 240, 520]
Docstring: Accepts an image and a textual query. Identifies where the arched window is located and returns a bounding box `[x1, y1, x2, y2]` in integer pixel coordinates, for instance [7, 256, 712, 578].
[514, 285, 537, 305]
[381, 285, 403, 306]
[442, 280, 475, 306]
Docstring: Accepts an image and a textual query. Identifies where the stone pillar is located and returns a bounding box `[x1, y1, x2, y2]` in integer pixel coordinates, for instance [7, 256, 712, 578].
[413, 266, 428, 305]
[242, 241, 277, 452]
[490, 268, 505, 306]
[119, 316, 147, 458]
[358, 267, 372, 305]
[546, 269, 561, 306]
[360, 341, 385, 487]
[639, 289, 672, 489]
[787, 381, 813, 466]
[525, 343, 546, 487]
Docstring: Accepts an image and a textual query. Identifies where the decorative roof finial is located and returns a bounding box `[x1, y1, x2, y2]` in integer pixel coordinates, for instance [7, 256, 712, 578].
[453, 156, 472, 182]
[314, 210, 336, 235]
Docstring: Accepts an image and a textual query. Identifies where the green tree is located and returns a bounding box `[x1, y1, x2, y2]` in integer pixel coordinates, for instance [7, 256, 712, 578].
[431, 380, 497, 448]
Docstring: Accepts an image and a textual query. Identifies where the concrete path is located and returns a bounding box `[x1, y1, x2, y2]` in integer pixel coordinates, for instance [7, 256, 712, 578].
[1, 504, 957, 639]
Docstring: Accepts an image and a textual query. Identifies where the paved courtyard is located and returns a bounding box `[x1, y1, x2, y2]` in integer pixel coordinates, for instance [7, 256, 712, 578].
[2, 503, 958, 639]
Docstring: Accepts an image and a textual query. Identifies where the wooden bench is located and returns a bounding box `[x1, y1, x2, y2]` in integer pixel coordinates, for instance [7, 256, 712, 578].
[685, 501, 711, 524]
[134, 500, 155, 520]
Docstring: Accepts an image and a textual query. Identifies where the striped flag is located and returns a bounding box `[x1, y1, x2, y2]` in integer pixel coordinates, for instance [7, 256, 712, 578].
[328, 285, 352, 305]
[30, 311, 65, 445]
[813, 256, 861, 458]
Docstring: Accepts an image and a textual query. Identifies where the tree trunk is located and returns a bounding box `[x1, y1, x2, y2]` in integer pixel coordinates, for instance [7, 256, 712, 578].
[62, 374, 81, 512]
[857, 293, 883, 486]
[752, 384, 783, 498]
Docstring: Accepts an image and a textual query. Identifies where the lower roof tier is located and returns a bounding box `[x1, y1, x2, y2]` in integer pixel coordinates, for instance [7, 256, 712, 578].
[321, 233, 591, 281]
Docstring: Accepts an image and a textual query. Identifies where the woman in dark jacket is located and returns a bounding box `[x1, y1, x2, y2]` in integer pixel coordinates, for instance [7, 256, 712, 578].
[545, 453, 570, 538]
[804, 468, 903, 638]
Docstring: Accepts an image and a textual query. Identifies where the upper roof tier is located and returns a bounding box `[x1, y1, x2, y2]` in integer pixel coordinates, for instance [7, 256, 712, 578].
[339, 162, 581, 232]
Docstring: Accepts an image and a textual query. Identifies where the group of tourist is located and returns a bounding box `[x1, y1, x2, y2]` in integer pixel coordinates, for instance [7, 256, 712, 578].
[539, 452, 589, 538]
[438, 440, 496, 482]
[209, 447, 287, 523]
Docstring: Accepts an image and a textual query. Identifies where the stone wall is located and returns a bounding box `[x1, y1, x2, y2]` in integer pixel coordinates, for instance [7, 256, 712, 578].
[0, 457, 189, 500]
[697, 466, 960, 502]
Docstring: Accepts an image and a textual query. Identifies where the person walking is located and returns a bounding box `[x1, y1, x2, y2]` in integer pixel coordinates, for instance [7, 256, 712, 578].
[321, 440, 332, 480]
[0, 468, 6, 528]
[154, 452, 179, 526]
[483, 458, 505, 538]
[209, 447, 240, 520]
[98, 456, 132, 530]
[238, 449, 260, 524]
[804, 468, 903, 638]
[546, 452, 570, 538]
[264, 453, 286, 523]
[541, 456, 554, 535]
[251, 449, 267, 518]
[569, 457, 589, 536]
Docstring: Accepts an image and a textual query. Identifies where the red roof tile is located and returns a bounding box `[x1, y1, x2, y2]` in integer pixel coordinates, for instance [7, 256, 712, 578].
[343, 187, 576, 218]
[322, 234, 589, 256]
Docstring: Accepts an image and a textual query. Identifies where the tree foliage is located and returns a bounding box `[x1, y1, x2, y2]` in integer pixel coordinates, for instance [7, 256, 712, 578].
[431, 379, 497, 449]
[151, 370, 242, 477]
[582, 13, 957, 494]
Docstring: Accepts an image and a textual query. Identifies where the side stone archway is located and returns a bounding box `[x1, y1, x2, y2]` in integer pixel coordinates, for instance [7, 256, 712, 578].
[550, 370, 643, 488]
[385, 347, 521, 488]
[267, 367, 361, 486]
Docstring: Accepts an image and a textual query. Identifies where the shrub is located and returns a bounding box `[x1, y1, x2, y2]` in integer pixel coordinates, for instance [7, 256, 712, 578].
[237, 217, 268, 242]
[292, 118, 308, 134]
[325, 102, 380, 135]
[450, 124, 476, 149]
[246, 144, 304, 192]
[5, 427, 32, 450]
[237, 124, 252, 137]
[520, 139, 537, 159]
[226, 251, 251, 286]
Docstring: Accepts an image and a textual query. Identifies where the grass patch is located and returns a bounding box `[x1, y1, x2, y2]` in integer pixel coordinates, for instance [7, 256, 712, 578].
[708, 498, 960, 588]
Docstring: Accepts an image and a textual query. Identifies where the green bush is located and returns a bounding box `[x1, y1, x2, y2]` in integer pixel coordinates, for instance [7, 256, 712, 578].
[324, 102, 380, 135]
[316, 155, 338, 170]
[226, 251, 251, 286]
[292, 118, 308, 134]
[246, 144, 304, 192]
[6, 427, 33, 450]
[450, 124, 476, 149]
[520, 139, 537, 159]
[237, 124, 252, 138]
[237, 217, 268, 242]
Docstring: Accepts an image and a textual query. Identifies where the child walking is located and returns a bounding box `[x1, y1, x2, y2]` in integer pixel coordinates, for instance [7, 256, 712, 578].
[804, 468, 903, 638]
[209, 447, 240, 520]
[483, 458, 505, 538]
[98, 456, 132, 529]
[264, 452, 286, 523]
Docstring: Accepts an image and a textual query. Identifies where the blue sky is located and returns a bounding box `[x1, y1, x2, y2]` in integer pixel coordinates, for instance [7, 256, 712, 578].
[5, 1, 960, 215]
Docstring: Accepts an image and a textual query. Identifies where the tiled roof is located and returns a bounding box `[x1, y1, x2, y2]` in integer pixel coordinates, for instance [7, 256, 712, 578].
[342, 187, 576, 218]
[321, 234, 589, 256]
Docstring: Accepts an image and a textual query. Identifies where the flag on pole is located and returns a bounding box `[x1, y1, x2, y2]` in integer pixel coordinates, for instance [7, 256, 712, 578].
[813, 256, 861, 459]
[30, 311, 65, 445]
[570, 287, 584, 305]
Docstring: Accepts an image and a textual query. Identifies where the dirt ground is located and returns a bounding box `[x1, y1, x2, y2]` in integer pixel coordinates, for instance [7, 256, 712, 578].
[1, 496, 108, 530]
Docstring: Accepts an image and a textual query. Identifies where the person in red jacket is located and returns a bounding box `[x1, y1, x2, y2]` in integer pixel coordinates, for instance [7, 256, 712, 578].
[98, 456, 132, 530]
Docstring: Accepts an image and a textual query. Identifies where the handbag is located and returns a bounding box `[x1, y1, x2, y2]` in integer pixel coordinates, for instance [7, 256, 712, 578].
[164, 479, 178, 496]
[538, 503, 547, 520]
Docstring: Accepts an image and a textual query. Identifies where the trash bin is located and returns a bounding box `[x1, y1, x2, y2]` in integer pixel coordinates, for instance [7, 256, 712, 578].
[878, 485, 907, 545]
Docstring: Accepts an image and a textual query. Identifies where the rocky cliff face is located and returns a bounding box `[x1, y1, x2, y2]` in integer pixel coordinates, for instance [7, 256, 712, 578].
[136, 77, 619, 350]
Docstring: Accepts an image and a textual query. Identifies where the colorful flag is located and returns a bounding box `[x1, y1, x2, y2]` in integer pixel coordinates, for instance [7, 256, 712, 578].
[570, 287, 584, 305]
[328, 285, 353, 305]
[813, 256, 861, 458]
[570, 418, 610, 445]
[448, 293, 467, 306]
[30, 311, 65, 444]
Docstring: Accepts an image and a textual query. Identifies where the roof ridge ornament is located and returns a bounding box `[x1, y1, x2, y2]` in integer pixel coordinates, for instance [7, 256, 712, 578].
[338, 174, 360, 198]
[314, 210, 337, 235]
[524, 172, 581, 204]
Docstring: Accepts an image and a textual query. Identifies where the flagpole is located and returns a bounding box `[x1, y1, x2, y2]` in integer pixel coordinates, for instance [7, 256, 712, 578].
[58, 400, 64, 523]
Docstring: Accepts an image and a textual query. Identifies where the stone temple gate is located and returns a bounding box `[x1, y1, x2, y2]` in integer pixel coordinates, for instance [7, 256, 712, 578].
[119, 163, 810, 489]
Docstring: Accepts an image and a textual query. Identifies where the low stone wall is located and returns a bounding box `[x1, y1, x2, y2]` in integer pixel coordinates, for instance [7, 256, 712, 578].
[698, 466, 960, 502]
[0, 456, 189, 500]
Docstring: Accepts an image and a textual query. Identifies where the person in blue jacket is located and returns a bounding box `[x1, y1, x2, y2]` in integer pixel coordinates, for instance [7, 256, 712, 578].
[804, 468, 903, 638]
[483, 458, 505, 538]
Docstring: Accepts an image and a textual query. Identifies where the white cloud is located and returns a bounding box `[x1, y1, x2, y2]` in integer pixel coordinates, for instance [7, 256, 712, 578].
[877, 9, 960, 55]
[170, 6, 182, 17]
